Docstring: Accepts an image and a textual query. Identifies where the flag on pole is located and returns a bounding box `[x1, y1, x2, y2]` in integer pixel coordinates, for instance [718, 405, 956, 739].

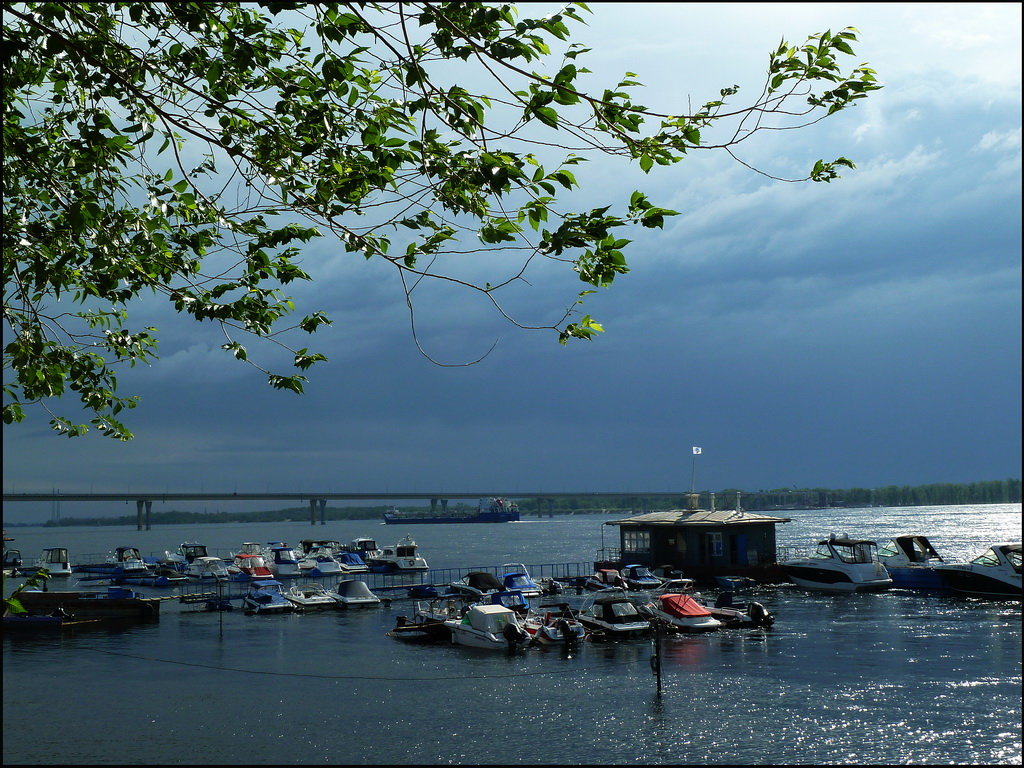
[692, 446, 702, 455]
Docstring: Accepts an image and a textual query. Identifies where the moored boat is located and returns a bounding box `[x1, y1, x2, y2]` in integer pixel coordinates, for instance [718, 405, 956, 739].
[15, 585, 162, 619]
[242, 579, 294, 614]
[369, 535, 429, 571]
[228, 553, 274, 581]
[638, 593, 722, 633]
[781, 534, 892, 592]
[500, 563, 543, 597]
[577, 592, 652, 639]
[330, 579, 382, 607]
[445, 603, 531, 651]
[448, 571, 504, 599]
[620, 564, 663, 591]
[28, 547, 74, 577]
[284, 582, 339, 611]
[523, 602, 588, 645]
[933, 543, 1022, 599]
[877, 535, 947, 591]
[185, 555, 230, 582]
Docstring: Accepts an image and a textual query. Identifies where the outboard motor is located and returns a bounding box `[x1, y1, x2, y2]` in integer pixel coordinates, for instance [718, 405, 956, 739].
[748, 601, 774, 628]
[503, 620, 528, 653]
[555, 618, 576, 645]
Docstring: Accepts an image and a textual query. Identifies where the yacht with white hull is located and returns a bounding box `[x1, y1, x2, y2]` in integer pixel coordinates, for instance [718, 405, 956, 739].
[782, 535, 892, 592]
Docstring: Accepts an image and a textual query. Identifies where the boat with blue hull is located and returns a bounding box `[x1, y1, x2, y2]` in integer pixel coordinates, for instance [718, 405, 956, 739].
[383, 498, 520, 524]
[877, 535, 948, 591]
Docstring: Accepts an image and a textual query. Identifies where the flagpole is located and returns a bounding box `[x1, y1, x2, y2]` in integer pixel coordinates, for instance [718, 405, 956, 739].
[690, 447, 701, 493]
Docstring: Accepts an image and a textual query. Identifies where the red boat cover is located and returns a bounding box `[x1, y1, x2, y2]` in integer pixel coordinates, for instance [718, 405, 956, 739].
[657, 594, 712, 618]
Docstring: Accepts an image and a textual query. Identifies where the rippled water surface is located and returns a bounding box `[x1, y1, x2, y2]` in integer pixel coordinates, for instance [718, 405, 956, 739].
[3, 504, 1021, 765]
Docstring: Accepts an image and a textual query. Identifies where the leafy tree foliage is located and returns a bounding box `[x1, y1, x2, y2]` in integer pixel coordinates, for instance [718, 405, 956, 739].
[3, 2, 880, 439]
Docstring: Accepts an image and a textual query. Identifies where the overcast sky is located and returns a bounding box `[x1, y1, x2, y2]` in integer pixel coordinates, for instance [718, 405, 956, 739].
[4, 3, 1021, 522]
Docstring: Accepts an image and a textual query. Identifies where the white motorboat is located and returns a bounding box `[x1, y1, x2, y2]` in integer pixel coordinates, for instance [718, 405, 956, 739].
[31, 547, 74, 576]
[330, 579, 382, 607]
[347, 537, 383, 562]
[445, 604, 531, 651]
[577, 592, 652, 639]
[242, 579, 294, 614]
[284, 582, 339, 611]
[371, 535, 429, 571]
[185, 555, 230, 581]
[933, 543, 1022, 599]
[523, 602, 588, 645]
[163, 542, 210, 570]
[267, 544, 303, 577]
[638, 593, 722, 633]
[299, 545, 344, 577]
[781, 534, 892, 592]
[620, 564, 664, 591]
[500, 563, 543, 597]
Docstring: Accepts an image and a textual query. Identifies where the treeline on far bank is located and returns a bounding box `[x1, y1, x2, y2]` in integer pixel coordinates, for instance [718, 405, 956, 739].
[33, 478, 1021, 527]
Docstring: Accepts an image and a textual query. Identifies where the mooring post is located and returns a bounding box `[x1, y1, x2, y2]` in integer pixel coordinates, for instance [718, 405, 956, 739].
[650, 624, 663, 694]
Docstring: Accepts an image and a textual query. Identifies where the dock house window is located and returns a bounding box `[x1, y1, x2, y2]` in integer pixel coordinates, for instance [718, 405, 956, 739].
[623, 530, 651, 553]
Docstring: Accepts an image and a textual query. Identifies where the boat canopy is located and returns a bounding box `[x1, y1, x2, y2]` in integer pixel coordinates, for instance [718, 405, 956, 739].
[657, 593, 713, 619]
[335, 580, 378, 599]
[251, 579, 283, 588]
[594, 596, 643, 622]
[336, 552, 366, 567]
[503, 573, 539, 591]
[464, 572, 503, 591]
[463, 604, 516, 632]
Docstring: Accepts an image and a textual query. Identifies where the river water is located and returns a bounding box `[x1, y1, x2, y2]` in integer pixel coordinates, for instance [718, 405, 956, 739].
[2, 503, 1021, 765]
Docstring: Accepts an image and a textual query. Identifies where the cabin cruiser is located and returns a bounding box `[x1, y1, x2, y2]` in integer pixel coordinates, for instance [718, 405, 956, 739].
[370, 535, 429, 571]
[781, 534, 892, 592]
[650, 578, 697, 596]
[31, 547, 74, 577]
[347, 537, 382, 562]
[620, 564, 663, 591]
[284, 582, 339, 611]
[445, 604, 531, 651]
[185, 555, 230, 581]
[933, 543, 1022, 599]
[877, 535, 947, 591]
[584, 568, 626, 591]
[329, 579, 382, 607]
[163, 542, 210, 571]
[299, 545, 344, 577]
[500, 563, 543, 597]
[74, 545, 152, 576]
[577, 592, 652, 639]
[242, 579, 294, 614]
[267, 544, 303, 577]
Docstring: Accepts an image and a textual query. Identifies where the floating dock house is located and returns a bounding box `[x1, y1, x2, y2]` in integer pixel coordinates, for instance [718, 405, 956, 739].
[600, 494, 791, 584]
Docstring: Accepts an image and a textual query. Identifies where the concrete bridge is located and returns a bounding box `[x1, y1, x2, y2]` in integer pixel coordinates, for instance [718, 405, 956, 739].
[1, 490, 709, 530]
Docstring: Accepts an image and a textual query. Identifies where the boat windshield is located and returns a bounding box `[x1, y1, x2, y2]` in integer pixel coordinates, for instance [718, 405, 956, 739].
[608, 601, 641, 620]
[830, 543, 876, 564]
[971, 548, 1001, 567]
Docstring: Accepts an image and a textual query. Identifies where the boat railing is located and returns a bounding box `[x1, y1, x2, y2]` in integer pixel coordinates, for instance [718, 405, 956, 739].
[360, 562, 596, 592]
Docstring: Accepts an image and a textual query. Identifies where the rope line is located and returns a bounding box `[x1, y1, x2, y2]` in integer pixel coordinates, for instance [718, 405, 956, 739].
[80, 646, 652, 681]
